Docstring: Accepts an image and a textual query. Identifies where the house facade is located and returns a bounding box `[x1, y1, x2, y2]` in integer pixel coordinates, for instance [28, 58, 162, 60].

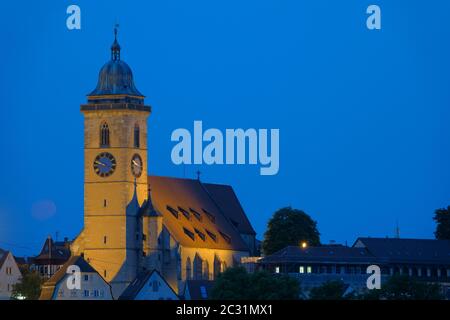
[258, 238, 450, 297]
[39, 256, 113, 300]
[119, 270, 179, 300]
[0, 249, 22, 300]
[31, 236, 71, 279]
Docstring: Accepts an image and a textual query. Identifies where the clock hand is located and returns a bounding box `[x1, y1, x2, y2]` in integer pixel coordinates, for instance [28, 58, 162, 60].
[95, 160, 106, 167]
[132, 160, 142, 168]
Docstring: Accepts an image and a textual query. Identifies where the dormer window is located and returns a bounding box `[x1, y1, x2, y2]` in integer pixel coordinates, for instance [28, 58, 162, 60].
[100, 122, 110, 147]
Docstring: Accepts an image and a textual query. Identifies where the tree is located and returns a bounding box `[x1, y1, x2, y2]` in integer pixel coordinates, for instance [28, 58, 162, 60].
[11, 270, 42, 300]
[434, 206, 450, 240]
[262, 207, 320, 255]
[210, 267, 300, 300]
[362, 275, 443, 300]
[309, 280, 352, 300]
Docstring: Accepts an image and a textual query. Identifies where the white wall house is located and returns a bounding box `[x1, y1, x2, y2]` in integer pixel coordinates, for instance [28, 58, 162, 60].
[39, 256, 113, 300]
[0, 249, 22, 300]
[119, 270, 179, 300]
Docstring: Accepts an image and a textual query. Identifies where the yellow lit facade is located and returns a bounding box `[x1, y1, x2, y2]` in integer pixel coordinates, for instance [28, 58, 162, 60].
[70, 31, 256, 299]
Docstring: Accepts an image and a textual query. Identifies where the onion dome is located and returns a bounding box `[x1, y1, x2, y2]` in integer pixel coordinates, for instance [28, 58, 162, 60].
[88, 26, 143, 97]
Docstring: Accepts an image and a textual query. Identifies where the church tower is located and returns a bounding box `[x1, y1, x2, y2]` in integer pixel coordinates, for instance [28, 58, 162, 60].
[72, 28, 151, 298]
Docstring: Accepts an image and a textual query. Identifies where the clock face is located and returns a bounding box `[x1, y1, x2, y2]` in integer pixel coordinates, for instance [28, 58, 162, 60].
[131, 154, 143, 178]
[93, 152, 116, 177]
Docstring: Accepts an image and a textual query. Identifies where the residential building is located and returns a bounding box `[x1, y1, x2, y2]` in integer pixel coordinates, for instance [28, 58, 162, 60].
[119, 270, 179, 300]
[0, 249, 22, 300]
[39, 255, 113, 300]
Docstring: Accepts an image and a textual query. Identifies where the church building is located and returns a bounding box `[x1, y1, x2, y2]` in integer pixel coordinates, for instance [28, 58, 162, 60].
[68, 29, 257, 299]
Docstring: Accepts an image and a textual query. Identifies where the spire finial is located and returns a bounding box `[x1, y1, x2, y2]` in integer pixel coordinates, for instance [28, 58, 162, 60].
[111, 23, 121, 61]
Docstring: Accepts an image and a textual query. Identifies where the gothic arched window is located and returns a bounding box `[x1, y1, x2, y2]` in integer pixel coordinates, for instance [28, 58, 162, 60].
[100, 122, 110, 147]
[214, 255, 221, 279]
[134, 123, 140, 148]
[186, 257, 192, 280]
[193, 254, 203, 280]
[203, 260, 210, 280]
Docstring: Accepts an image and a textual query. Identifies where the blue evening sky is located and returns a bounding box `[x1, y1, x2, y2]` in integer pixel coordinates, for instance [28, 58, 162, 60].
[1, 1, 449, 256]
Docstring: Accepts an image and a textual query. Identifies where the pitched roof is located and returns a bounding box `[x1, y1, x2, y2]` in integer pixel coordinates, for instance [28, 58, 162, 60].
[118, 269, 177, 300]
[34, 237, 71, 264]
[39, 256, 101, 300]
[203, 182, 256, 235]
[353, 237, 450, 264]
[147, 176, 250, 251]
[184, 280, 214, 300]
[0, 249, 10, 269]
[259, 245, 378, 264]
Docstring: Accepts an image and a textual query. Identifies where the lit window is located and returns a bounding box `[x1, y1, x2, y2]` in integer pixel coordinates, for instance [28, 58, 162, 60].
[299, 266, 305, 274]
[275, 266, 280, 273]
[307, 266, 312, 274]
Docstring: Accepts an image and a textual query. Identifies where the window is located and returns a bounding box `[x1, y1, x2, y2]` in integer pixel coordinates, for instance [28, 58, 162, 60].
[183, 227, 195, 241]
[275, 266, 280, 273]
[84, 275, 89, 281]
[186, 257, 192, 280]
[100, 122, 110, 147]
[104, 199, 107, 207]
[104, 270, 107, 278]
[194, 228, 206, 241]
[194, 255, 203, 280]
[103, 236, 107, 244]
[219, 231, 231, 244]
[93, 290, 99, 297]
[299, 266, 305, 274]
[134, 124, 140, 148]
[200, 286, 208, 299]
[202, 208, 215, 223]
[178, 207, 190, 220]
[84, 290, 89, 297]
[166, 205, 179, 219]
[152, 280, 158, 292]
[189, 208, 202, 221]
[307, 266, 312, 274]
[205, 229, 217, 242]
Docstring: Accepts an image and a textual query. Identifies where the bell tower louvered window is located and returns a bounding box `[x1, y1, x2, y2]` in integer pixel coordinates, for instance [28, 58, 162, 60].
[100, 122, 110, 147]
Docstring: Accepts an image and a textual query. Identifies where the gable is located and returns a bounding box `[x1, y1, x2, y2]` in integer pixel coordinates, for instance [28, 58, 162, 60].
[119, 270, 179, 300]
